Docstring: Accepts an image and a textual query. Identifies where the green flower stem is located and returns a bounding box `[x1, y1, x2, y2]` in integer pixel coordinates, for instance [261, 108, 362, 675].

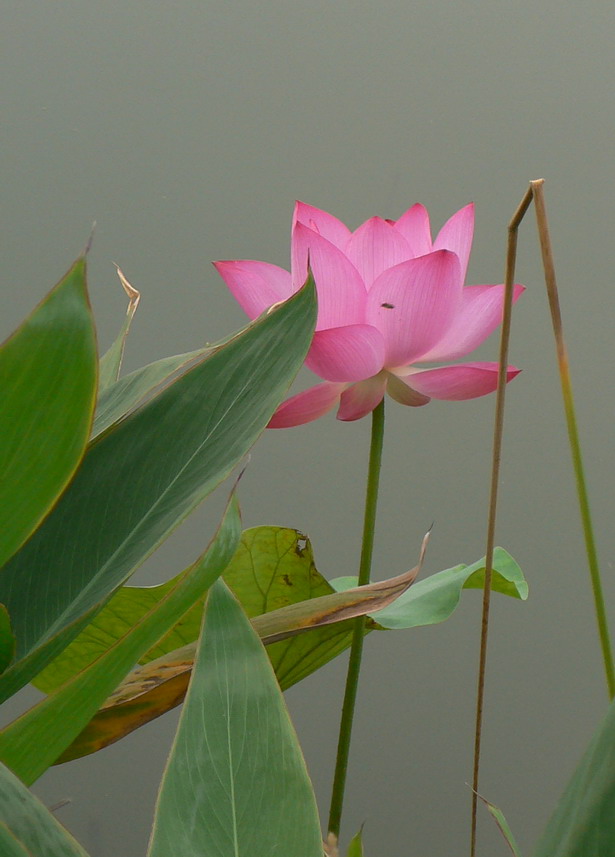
[530, 180, 615, 698]
[327, 398, 385, 839]
[560, 364, 615, 697]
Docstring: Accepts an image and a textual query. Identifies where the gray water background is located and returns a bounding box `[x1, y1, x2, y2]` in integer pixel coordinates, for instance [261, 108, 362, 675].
[2, 1, 615, 854]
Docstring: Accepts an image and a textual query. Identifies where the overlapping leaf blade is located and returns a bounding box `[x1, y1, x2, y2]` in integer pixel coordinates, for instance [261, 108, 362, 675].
[0, 761, 90, 857]
[0, 279, 316, 703]
[226, 528, 359, 690]
[0, 258, 97, 569]
[93, 348, 205, 439]
[93, 308, 273, 440]
[37, 535, 526, 762]
[147, 580, 323, 857]
[51, 562, 420, 763]
[0, 495, 241, 785]
[0, 608, 15, 677]
[34, 526, 347, 694]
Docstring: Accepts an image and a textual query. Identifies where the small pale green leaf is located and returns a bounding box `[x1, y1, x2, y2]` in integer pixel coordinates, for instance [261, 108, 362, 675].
[0, 495, 241, 785]
[98, 265, 140, 392]
[532, 694, 615, 857]
[347, 830, 364, 857]
[147, 580, 323, 857]
[477, 794, 523, 857]
[0, 277, 316, 703]
[0, 258, 97, 569]
[0, 607, 15, 675]
[331, 548, 527, 630]
[0, 761, 90, 857]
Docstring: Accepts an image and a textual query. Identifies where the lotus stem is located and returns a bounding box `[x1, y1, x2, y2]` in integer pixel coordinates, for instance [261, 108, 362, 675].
[327, 398, 385, 839]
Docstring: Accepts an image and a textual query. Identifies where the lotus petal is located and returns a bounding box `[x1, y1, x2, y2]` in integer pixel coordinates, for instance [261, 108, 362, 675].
[268, 382, 347, 428]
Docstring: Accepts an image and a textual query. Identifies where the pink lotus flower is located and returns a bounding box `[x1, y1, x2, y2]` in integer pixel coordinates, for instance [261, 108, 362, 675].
[215, 201, 523, 428]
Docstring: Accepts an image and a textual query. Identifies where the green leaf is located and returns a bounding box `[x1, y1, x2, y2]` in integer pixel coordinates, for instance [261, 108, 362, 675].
[36, 523, 420, 697]
[98, 265, 140, 393]
[0, 823, 31, 857]
[147, 579, 323, 857]
[0, 277, 317, 703]
[532, 694, 615, 857]
[93, 309, 279, 440]
[477, 793, 523, 857]
[225, 527, 358, 690]
[346, 828, 365, 857]
[330, 547, 527, 629]
[0, 495, 241, 785]
[35, 526, 346, 694]
[0, 607, 15, 676]
[93, 348, 204, 439]
[0, 761, 90, 857]
[50, 556, 422, 763]
[0, 258, 97, 569]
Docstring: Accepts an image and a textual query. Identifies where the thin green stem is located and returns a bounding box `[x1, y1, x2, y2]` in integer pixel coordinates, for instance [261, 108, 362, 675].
[470, 186, 532, 857]
[327, 399, 385, 839]
[531, 180, 615, 698]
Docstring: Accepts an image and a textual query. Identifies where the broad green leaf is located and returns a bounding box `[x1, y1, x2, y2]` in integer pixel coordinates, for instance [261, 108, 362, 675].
[0, 761, 90, 857]
[0, 258, 97, 569]
[330, 547, 527, 629]
[0, 277, 316, 703]
[225, 527, 360, 690]
[53, 559, 423, 763]
[35, 526, 351, 694]
[147, 580, 323, 857]
[98, 265, 140, 392]
[0, 607, 15, 676]
[477, 794, 523, 857]
[532, 694, 615, 857]
[0, 495, 241, 785]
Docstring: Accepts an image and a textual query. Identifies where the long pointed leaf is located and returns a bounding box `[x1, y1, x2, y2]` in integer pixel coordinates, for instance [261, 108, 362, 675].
[0, 495, 242, 785]
[532, 695, 615, 857]
[93, 348, 205, 439]
[0, 608, 15, 676]
[93, 306, 285, 440]
[147, 579, 323, 857]
[0, 277, 316, 703]
[0, 823, 31, 857]
[0, 761, 90, 857]
[97, 265, 140, 392]
[476, 793, 523, 857]
[0, 258, 97, 569]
